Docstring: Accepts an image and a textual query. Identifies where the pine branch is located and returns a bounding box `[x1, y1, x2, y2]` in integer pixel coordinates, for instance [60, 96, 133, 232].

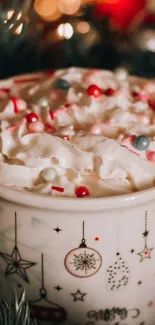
[0, 290, 37, 325]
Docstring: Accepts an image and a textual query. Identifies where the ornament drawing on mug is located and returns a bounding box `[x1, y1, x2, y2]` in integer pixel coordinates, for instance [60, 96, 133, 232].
[0, 212, 36, 283]
[137, 211, 153, 262]
[29, 253, 67, 323]
[64, 221, 102, 278]
[106, 220, 129, 291]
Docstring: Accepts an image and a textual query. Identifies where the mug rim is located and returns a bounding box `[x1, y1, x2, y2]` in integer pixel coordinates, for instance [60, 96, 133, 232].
[0, 185, 155, 212]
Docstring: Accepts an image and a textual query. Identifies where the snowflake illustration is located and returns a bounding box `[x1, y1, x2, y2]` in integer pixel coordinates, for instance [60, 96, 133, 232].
[70, 250, 99, 274]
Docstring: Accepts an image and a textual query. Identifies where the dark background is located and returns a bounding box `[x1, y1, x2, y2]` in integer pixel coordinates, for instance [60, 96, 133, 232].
[0, 0, 155, 79]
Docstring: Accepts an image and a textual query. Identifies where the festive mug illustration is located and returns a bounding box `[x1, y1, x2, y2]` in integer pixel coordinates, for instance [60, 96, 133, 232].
[0, 212, 36, 283]
[106, 220, 129, 291]
[137, 211, 153, 262]
[29, 253, 67, 323]
[64, 221, 102, 278]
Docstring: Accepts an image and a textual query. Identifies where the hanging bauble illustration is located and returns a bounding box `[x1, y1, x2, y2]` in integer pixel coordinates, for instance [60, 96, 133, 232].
[29, 253, 67, 323]
[137, 211, 153, 262]
[106, 219, 130, 291]
[64, 221, 102, 278]
[107, 252, 129, 291]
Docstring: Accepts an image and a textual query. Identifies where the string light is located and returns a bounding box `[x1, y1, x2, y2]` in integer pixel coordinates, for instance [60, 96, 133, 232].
[14, 23, 24, 35]
[58, 0, 81, 15]
[77, 21, 90, 33]
[57, 23, 74, 39]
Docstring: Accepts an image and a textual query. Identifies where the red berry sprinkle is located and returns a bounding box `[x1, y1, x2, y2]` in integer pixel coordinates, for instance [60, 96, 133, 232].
[75, 186, 90, 198]
[26, 112, 39, 123]
[148, 99, 155, 111]
[95, 237, 99, 241]
[147, 151, 155, 162]
[104, 88, 115, 96]
[87, 84, 102, 98]
[64, 135, 70, 141]
[52, 186, 64, 193]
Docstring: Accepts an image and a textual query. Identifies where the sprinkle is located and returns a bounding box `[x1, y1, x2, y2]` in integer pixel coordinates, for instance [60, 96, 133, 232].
[121, 145, 140, 156]
[121, 135, 136, 144]
[50, 111, 55, 120]
[14, 77, 40, 84]
[11, 97, 27, 113]
[148, 99, 155, 111]
[104, 88, 115, 96]
[45, 124, 56, 133]
[87, 84, 102, 98]
[132, 91, 148, 102]
[0, 88, 10, 94]
[104, 120, 111, 126]
[26, 112, 39, 123]
[147, 151, 155, 162]
[75, 186, 90, 198]
[54, 79, 70, 91]
[133, 135, 150, 151]
[45, 69, 55, 75]
[64, 135, 70, 141]
[52, 186, 64, 193]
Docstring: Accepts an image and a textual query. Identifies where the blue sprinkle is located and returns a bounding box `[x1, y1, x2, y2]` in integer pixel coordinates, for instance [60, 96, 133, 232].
[54, 79, 70, 90]
[133, 135, 150, 151]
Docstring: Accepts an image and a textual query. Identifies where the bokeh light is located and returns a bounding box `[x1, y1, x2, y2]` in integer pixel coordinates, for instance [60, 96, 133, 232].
[58, 0, 81, 15]
[34, 0, 58, 17]
[57, 23, 74, 39]
[77, 21, 90, 33]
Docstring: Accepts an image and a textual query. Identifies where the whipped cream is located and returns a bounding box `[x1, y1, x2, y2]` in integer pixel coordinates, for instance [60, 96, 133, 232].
[0, 67, 155, 197]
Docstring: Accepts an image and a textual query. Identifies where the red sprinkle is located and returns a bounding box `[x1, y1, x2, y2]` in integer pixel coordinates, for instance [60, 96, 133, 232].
[45, 69, 55, 75]
[11, 97, 19, 113]
[45, 124, 55, 133]
[132, 91, 148, 102]
[50, 111, 55, 120]
[52, 186, 64, 193]
[87, 84, 102, 98]
[122, 135, 136, 144]
[26, 112, 39, 123]
[75, 186, 90, 198]
[121, 145, 140, 156]
[147, 151, 155, 162]
[0, 88, 10, 94]
[104, 88, 115, 96]
[64, 135, 70, 141]
[14, 77, 40, 84]
[148, 99, 155, 111]
[95, 237, 99, 241]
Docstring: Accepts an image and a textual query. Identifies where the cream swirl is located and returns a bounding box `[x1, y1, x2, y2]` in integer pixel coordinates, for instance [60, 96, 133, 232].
[0, 68, 155, 197]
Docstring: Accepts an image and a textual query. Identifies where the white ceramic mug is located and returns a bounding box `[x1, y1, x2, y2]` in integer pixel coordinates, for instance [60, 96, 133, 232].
[0, 185, 155, 325]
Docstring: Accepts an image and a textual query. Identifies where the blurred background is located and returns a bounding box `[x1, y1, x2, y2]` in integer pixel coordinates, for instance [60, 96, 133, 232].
[0, 0, 155, 79]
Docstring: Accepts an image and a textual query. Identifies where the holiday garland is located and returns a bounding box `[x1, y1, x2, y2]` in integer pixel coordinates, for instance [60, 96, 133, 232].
[0, 290, 37, 325]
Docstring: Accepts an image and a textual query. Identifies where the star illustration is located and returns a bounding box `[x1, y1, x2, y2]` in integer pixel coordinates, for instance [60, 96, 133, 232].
[54, 285, 62, 291]
[130, 249, 135, 253]
[71, 289, 86, 302]
[137, 281, 142, 285]
[53, 227, 62, 233]
[137, 245, 153, 262]
[0, 246, 36, 283]
[143, 231, 149, 237]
